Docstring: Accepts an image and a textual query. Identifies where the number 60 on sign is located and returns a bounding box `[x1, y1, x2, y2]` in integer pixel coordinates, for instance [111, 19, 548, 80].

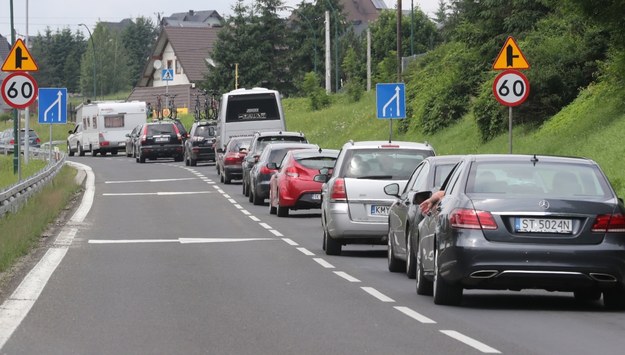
[1, 72, 39, 109]
[492, 69, 529, 107]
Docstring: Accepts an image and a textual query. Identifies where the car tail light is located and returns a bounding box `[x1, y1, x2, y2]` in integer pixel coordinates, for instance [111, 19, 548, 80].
[450, 208, 498, 230]
[330, 178, 347, 201]
[260, 165, 274, 175]
[592, 214, 625, 232]
[9, 139, 14, 144]
[140, 126, 147, 143]
[224, 155, 239, 165]
[286, 166, 299, 178]
[98, 133, 110, 146]
[35, 138, 41, 144]
[172, 124, 182, 141]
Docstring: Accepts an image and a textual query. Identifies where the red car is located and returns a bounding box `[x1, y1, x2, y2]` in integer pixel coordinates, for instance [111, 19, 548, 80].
[218, 136, 252, 184]
[269, 148, 339, 217]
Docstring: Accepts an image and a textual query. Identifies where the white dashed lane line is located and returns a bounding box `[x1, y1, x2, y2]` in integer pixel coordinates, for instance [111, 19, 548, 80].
[440, 330, 501, 354]
[195, 168, 501, 355]
[361, 287, 395, 302]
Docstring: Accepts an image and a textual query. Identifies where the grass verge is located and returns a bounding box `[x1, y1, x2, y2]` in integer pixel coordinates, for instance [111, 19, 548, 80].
[0, 165, 80, 273]
[0, 155, 48, 189]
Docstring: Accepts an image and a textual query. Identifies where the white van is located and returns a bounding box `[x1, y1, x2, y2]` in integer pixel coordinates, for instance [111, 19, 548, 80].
[68, 101, 147, 156]
[214, 87, 286, 152]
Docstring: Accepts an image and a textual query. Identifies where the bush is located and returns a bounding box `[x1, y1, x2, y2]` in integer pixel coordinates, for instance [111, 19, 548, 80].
[344, 78, 364, 103]
[302, 72, 331, 111]
[0, 112, 12, 122]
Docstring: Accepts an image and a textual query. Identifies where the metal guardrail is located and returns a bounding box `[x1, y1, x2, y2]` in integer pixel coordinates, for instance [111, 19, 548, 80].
[0, 145, 66, 218]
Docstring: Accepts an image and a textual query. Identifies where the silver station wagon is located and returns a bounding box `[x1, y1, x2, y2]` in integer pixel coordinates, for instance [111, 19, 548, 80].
[318, 140, 436, 255]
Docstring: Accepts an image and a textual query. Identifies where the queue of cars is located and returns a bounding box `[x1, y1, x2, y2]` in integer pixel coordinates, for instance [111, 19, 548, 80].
[66, 112, 625, 310]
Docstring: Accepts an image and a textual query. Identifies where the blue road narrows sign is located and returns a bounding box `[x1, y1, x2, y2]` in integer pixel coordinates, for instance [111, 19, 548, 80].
[376, 83, 406, 119]
[38, 88, 67, 124]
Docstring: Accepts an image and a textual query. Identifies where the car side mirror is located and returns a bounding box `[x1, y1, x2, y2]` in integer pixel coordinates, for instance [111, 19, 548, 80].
[216, 148, 224, 153]
[267, 162, 278, 170]
[384, 183, 400, 197]
[412, 190, 433, 205]
[313, 174, 330, 183]
[254, 154, 260, 163]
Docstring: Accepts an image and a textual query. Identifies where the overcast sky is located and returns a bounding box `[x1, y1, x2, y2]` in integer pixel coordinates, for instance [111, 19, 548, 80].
[1, 0, 440, 40]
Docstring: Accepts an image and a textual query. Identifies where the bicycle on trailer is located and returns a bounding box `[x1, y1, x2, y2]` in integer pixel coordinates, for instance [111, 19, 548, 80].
[207, 90, 219, 120]
[164, 94, 178, 119]
[194, 90, 206, 121]
[152, 94, 164, 120]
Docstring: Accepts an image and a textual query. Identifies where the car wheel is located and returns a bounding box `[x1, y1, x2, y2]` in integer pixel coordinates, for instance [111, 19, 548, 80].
[216, 163, 220, 175]
[574, 289, 601, 302]
[243, 179, 248, 196]
[100, 150, 107, 156]
[416, 243, 433, 296]
[91, 147, 97, 156]
[190, 157, 197, 166]
[139, 152, 146, 163]
[223, 171, 231, 184]
[184, 151, 190, 166]
[248, 186, 254, 203]
[325, 231, 341, 256]
[111, 151, 118, 156]
[387, 228, 404, 273]
[277, 204, 289, 217]
[252, 189, 263, 206]
[68, 142, 74, 156]
[126, 149, 131, 157]
[603, 288, 625, 310]
[433, 247, 462, 306]
[78, 143, 85, 156]
[174, 155, 183, 162]
[406, 229, 417, 279]
[269, 203, 277, 215]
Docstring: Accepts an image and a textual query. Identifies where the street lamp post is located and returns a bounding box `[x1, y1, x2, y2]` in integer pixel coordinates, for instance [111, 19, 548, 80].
[325, 0, 339, 92]
[79, 23, 96, 101]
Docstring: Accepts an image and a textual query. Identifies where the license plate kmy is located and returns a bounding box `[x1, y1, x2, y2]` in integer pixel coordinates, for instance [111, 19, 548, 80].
[515, 218, 572, 233]
[370, 205, 390, 216]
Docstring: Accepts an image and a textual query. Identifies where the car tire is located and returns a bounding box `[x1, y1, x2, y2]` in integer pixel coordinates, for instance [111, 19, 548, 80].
[174, 155, 183, 162]
[248, 187, 254, 203]
[78, 143, 85, 156]
[387, 229, 404, 273]
[190, 157, 197, 166]
[269, 203, 277, 215]
[184, 151, 190, 166]
[603, 288, 625, 309]
[100, 151, 107, 156]
[433, 247, 462, 306]
[243, 179, 248, 197]
[223, 171, 231, 184]
[416, 243, 433, 296]
[139, 152, 146, 163]
[277, 204, 289, 217]
[574, 289, 601, 302]
[406, 229, 417, 279]
[126, 149, 131, 157]
[68, 142, 74, 156]
[111, 151, 118, 156]
[252, 189, 263, 206]
[325, 231, 341, 256]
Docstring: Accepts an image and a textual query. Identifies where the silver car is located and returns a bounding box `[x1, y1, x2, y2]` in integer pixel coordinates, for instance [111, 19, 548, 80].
[318, 140, 436, 255]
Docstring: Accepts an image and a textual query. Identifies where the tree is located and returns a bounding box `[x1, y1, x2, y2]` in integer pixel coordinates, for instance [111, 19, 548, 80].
[121, 17, 158, 86]
[30, 28, 85, 93]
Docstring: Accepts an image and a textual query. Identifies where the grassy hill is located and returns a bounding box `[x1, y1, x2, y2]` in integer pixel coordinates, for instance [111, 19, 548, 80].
[284, 82, 625, 198]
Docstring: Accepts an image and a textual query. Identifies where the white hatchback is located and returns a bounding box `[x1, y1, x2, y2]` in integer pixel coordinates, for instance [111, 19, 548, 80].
[319, 140, 436, 255]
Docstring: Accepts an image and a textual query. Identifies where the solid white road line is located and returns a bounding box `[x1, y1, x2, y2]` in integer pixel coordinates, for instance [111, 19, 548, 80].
[440, 330, 501, 354]
[88, 238, 276, 244]
[393, 306, 436, 324]
[313, 258, 335, 269]
[297, 247, 315, 256]
[361, 287, 395, 302]
[102, 191, 213, 196]
[105, 177, 197, 184]
[333, 271, 361, 282]
[0, 162, 94, 351]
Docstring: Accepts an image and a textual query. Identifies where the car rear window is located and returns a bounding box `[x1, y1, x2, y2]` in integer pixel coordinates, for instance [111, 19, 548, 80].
[225, 93, 280, 123]
[293, 151, 339, 169]
[195, 125, 216, 138]
[147, 124, 175, 135]
[343, 149, 433, 180]
[466, 161, 612, 198]
[227, 138, 251, 152]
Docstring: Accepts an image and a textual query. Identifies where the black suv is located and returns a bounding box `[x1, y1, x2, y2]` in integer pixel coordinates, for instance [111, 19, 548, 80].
[184, 120, 217, 166]
[134, 121, 184, 163]
[242, 131, 308, 197]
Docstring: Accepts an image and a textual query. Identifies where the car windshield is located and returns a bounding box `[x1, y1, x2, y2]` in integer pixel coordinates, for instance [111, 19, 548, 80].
[343, 149, 432, 180]
[256, 136, 306, 153]
[466, 161, 613, 198]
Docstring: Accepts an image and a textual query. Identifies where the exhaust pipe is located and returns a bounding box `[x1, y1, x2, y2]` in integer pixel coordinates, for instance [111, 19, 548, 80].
[470, 270, 499, 279]
[589, 273, 618, 282]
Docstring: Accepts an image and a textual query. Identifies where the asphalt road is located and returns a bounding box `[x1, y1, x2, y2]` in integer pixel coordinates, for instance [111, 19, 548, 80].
[2, 155, 625, 354]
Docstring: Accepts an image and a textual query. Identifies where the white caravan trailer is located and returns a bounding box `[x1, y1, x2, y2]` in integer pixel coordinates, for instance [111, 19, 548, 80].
[68, 101, 147, 156]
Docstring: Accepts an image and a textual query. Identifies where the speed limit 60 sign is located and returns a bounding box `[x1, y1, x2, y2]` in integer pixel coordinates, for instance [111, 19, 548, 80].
[493, 69, 529, 107]
[1, 72, 38, 109]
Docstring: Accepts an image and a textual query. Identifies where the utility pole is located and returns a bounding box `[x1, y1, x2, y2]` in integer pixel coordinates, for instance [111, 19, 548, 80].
[325, 11, 331, 93]
[397, 0, 402, 81]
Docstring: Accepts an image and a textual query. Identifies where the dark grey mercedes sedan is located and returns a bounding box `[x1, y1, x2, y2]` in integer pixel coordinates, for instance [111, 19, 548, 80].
[414, 154, 625, 309]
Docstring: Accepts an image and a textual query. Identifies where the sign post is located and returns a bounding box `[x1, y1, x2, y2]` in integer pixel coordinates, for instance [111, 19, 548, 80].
[376, 83, 406, 142]
[492, 36, 530, 153]
[162, 69, 174, 116]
